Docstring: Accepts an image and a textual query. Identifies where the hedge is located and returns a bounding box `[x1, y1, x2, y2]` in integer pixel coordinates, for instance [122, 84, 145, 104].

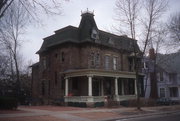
[0, 96, 18, 109]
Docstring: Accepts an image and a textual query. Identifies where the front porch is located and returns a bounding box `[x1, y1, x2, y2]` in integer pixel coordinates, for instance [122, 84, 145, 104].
[63, 69, 138, 106]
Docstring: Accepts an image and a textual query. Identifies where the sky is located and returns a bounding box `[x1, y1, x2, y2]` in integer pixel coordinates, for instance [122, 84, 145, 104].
[22, 0, 180, 64]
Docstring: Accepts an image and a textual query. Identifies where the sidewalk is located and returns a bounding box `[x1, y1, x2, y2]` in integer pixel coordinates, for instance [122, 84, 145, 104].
[0, 105, 180, 121]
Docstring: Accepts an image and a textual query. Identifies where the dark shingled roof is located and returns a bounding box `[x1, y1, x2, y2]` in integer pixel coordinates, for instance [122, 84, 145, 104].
[37, 12, 140, 54]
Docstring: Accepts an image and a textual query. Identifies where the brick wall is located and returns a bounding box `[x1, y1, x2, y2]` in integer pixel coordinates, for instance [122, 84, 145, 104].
[34, 42, 132, 100]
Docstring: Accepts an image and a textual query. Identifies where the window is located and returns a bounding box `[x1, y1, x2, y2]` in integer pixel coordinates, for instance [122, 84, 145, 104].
[90, 52, 100, 68]
[61, 52, 65, 62]
[95, 53, 100, 67]
[160, 88, 165, 97]
[61, 77, 65, 89]
[42, 59, 46, 70]
[91, 28, 99, 40]
[105, 55, 110, 70]
[160, 72, 163, 81]
[170, 87, 178, 97]
[169, 73, 177, 82]
[157, 73, 160, 81]
[128, 58, 133, 71]
[55, 71, 57, 85]
[113, 57, 117, 70]
[42, 81, 45, 95]
[48, 80, 50, 95]
[90, 52, 95, 66]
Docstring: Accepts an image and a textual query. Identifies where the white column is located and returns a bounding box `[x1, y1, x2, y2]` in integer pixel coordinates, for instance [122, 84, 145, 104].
[115, 77, 118, 95]
[134, 79, 138, 95]
[65, 78, 69, 96]
[121, 80, 124, 95]
[88, 76, 92, 96]
[101, 80, 104, 96]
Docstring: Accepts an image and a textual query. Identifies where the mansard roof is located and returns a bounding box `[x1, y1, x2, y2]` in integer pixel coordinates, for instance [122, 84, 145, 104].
[37, 12, 140, 54]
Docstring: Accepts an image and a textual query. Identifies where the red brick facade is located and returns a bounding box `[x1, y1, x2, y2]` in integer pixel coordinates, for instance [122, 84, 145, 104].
[31, 12, 142, 105]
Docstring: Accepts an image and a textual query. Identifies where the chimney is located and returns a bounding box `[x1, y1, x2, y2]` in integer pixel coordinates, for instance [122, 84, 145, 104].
[149, 48, 156, 60]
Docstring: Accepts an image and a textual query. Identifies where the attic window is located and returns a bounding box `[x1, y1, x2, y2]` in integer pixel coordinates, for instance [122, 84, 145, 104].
[108, 38, 114, 45]
[91, 28, 99, 40]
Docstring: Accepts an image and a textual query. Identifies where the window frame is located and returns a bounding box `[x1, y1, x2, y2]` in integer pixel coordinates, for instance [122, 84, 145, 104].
[105, 55, 110, 70]
[113, 57, 118, 70]
[159, 88, 165, 97]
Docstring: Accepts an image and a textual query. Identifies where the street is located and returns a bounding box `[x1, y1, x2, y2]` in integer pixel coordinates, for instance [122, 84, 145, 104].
[113, 112, 180, 121]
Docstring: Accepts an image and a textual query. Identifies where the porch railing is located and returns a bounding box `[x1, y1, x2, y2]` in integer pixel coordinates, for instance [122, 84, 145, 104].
[64, 96, 107, 102]
[64, 95, 137, 102]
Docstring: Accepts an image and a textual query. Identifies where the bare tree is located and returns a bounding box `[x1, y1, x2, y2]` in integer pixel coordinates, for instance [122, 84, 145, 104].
[114, 0, 142, 110]
[142, 0, 168, 55]
[0, 0, 67, 19]
[114, 0, 168, 109]
[0, 1, 28, 98]
[114, 0, 140, 39]
[168, 12, 180, 44]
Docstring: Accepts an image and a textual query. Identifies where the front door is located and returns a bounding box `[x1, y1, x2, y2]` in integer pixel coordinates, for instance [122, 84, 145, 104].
[92, 80, 100, 96]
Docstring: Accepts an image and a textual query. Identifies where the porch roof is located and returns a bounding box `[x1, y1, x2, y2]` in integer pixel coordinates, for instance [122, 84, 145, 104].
[62, 69, 140, 78]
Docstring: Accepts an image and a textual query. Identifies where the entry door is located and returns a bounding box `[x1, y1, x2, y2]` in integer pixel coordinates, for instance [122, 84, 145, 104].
[92, 80, 100, 96]
[105, 80, 112, 95]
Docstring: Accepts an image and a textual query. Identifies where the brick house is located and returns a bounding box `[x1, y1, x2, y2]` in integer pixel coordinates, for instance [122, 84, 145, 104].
[31, 11, 144, 106]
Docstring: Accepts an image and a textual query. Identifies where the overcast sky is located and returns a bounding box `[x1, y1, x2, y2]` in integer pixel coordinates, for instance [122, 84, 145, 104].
[22, 0, 180, 64]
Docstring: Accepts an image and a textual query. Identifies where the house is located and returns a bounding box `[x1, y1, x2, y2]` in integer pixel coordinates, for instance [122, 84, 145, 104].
[143, 49, 180, 101]
[31, 11, 144, 107]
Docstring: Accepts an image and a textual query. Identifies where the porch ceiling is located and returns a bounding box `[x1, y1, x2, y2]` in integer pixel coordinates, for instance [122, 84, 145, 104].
[62, 69, 137, 78]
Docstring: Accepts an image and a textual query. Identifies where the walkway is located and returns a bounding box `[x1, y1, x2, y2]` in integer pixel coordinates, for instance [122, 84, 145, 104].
[0, 105, 180, 121]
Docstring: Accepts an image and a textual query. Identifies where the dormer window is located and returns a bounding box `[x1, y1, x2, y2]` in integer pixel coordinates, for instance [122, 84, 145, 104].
[91, 28, 99, 40]
[108, 37, 114, 45]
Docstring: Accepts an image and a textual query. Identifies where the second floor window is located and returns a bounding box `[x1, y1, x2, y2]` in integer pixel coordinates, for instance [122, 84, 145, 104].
[42, 59, 46, 70]
[128, 58, 133, 71]
[55, 71, 57, 85]
[105, 55, 110, 70]
[160, 72, 163, 81]
[113, 57, 117, 70]
[90, 52, 100, 67]
[61, 52, 65, 62]
[90, 52, 95, 66]
[95, 53, 100, 67]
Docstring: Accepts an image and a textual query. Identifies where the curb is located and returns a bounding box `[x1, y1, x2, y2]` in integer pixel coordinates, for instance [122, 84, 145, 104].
[99, 110, 180, 121]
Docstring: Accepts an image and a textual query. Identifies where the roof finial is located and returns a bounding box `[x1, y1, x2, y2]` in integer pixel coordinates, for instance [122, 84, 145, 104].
[81, 9, 94, 16]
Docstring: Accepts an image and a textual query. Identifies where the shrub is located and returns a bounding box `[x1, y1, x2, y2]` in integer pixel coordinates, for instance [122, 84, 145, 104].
[67, 102, 87, 107]
[94, 102, 104, 107]
[120, 98, 156, 107]
[0, 96, 18, 110]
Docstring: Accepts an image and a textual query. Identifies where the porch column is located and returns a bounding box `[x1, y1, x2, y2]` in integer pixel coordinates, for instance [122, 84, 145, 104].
[101, 80, 104, 96]
[88, 76, 93, 96]
[65, 78, 69, 96]
[115, 77, 118, 95]
[121, 80, 124, 95]
[134, 79, 138, 95]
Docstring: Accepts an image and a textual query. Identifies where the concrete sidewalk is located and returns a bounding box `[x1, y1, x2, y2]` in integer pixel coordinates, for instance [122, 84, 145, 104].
[0, 105, 180, 121]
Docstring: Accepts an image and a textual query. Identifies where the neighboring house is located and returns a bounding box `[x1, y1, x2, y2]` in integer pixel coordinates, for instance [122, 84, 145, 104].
[144, 49, 180, 101]
[31, 11, 144, 107]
